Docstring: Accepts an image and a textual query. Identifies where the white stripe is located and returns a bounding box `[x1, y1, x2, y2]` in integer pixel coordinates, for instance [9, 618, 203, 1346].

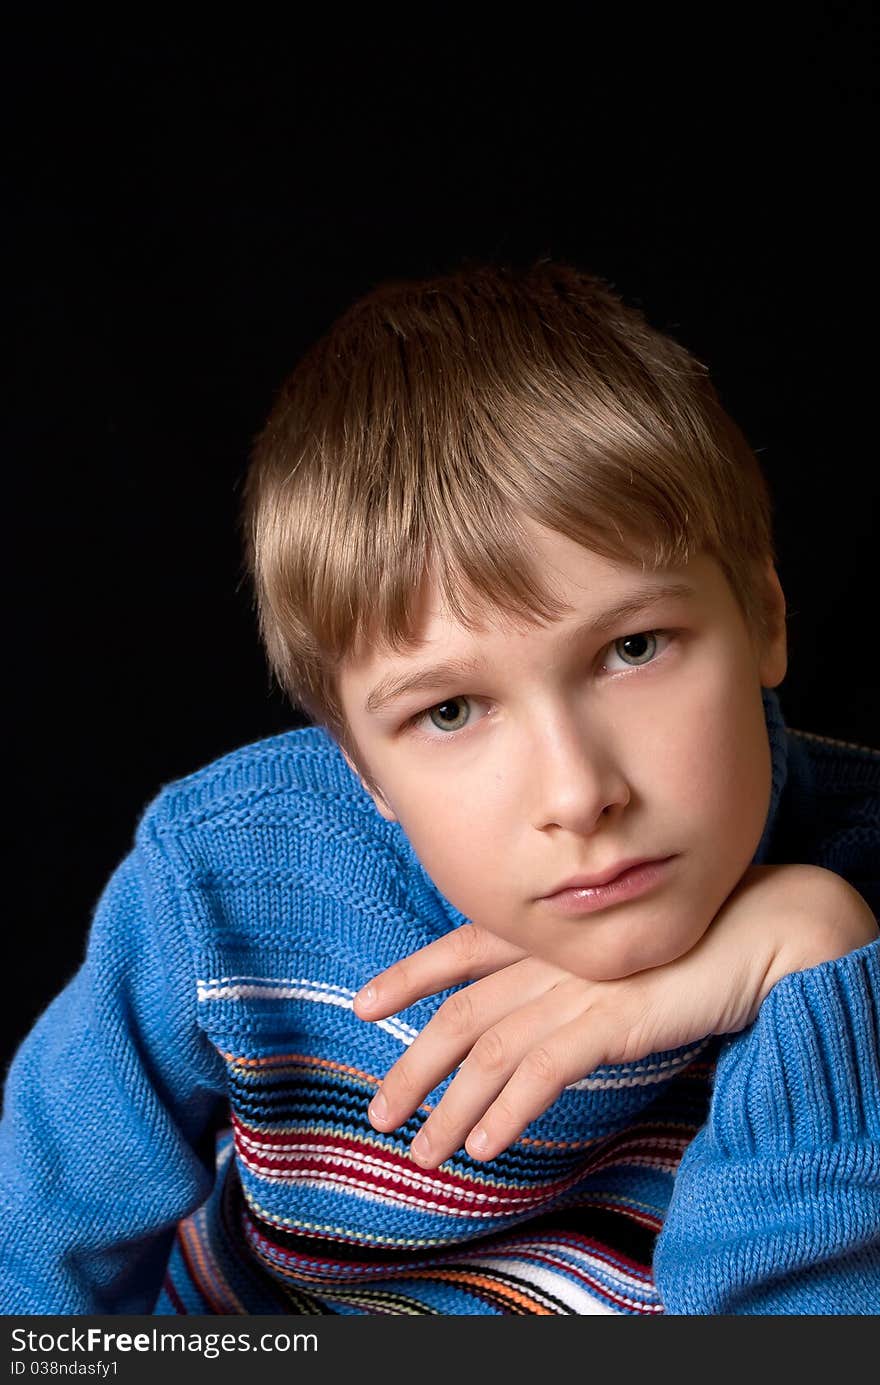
[466, 1255, 619, 1314]
[200, 973, 356, 995]
[564, 1038, 710, 1090]
[519, 1236, 656, 1295]
[235, 1135, 681, 1207]
[468, 1253, 660, 1314]
[198, 975, 708, 1089]
[197, 977, 417, 1046]
[235, 1136, 564, 1207]
[237, 1166, 549, 1218]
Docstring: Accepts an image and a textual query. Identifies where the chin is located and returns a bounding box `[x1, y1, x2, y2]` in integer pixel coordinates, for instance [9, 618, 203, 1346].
[564, 922, 709, 983]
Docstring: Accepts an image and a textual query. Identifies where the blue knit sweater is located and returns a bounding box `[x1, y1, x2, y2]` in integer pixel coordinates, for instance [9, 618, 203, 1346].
[1, 690, 878, 1315]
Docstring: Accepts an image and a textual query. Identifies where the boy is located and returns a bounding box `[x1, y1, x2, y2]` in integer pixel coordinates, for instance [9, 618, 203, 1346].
[1, 260, 877, 1315]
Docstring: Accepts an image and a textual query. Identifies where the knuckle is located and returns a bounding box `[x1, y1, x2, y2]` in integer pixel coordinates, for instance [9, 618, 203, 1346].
[468, 1028, 507, 1074]
[386, 1060, 419, 1101]
[521, 1045, 559, 1086]
[436, 989, 476, 1038]
[489, 1089, 520, 1130]
[385, 957, 411, 997]
[450, 924, 483, 966]
[428, 1102, 460, 1138]
[609, 985, 654, 1066]
[618, 1021, 652, 1066]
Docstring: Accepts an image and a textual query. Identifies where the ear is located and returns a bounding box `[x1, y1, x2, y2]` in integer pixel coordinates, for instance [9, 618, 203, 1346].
[340, 747, 399, 823]
[756, 559, 788, 688]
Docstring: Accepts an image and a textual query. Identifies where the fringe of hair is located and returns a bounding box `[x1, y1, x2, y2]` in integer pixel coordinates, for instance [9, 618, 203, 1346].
[240, 258, 776, 754]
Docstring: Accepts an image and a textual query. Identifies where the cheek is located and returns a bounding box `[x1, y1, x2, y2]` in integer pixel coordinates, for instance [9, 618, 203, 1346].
[655, 670, 771, 847]
[393, 796, 520, 931]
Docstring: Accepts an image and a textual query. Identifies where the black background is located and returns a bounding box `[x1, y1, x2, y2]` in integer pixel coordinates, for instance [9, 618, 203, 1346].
[5, 14, 877, 1067]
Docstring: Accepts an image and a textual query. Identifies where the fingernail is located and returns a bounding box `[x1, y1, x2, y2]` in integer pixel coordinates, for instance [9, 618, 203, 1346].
[356, 984, 376, 1011]
[410, 1128, 431, 1163]
[369, 1091, 388, 1125]
[467, 1126, 489, 1157]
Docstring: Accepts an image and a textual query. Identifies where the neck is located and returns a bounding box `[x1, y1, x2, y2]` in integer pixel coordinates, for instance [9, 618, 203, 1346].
[753, 686, 789, 864]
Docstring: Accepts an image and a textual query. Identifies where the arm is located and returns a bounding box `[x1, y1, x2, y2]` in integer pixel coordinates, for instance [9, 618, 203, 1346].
[653, 937, 880, 1314]
[0, 814, 228, 1313]
[357, 866, 877, 1163]
[355, 866, 879, 1313]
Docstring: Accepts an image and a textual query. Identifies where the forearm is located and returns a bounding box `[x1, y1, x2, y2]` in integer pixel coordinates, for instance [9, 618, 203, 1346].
[0, 836, 227, 1313]
[654, 936, 880, 1314]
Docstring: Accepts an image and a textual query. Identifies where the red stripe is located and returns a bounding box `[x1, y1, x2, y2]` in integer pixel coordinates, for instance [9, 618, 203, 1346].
[231, 1115, 690, 1216]
[161, 1272, 190, 1315]
[242, 1220, 660, 1313]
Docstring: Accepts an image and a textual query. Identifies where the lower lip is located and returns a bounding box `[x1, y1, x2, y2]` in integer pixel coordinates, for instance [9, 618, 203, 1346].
[539, 857, 675, 916]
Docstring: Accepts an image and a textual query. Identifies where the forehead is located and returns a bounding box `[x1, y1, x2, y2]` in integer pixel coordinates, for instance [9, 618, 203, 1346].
[338, 536, 734, 710]
[394, 527, 664, 639]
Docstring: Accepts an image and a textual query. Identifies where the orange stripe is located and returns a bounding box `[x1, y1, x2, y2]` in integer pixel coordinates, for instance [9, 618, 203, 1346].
[245, 1249, 552, 1314]
[180, 1216, 246, 1314]
[177, 1222, 226, 1314]
[219, 1048, 386, 1088]
[405, 1267, 554, 1314]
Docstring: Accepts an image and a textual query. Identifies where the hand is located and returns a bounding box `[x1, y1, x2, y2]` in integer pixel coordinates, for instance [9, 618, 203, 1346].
[354, 864, 878, 1168]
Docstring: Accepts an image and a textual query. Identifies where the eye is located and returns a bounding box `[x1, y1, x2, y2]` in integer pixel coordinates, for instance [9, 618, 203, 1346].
[411, 695, 474, 738]
[404, 630, 673, 743]
[603, 629, 669, 672]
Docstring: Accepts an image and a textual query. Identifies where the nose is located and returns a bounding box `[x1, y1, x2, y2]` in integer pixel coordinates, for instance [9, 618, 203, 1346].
[528, 709, 630, 834]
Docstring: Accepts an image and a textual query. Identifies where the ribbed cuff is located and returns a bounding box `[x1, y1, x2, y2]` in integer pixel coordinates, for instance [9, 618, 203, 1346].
[710, 938, 880, 1158]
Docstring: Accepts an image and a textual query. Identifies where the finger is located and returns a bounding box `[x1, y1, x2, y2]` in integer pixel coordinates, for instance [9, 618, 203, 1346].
[463, 1016, 609, 1162]
[406, 983, 595, 1168]
[353, 924, 526, 1019]
[368, 958, 567, 1132]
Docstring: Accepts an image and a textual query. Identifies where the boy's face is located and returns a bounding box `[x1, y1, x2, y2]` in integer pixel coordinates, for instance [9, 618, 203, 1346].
[337, 521, 787, 981]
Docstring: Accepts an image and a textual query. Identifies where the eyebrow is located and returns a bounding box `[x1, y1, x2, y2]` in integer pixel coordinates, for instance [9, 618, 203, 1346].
[364, 580, 697, 714]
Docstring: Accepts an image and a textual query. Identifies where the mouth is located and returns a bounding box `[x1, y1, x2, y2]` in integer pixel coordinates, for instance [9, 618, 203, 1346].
[537, 856, 676, 916]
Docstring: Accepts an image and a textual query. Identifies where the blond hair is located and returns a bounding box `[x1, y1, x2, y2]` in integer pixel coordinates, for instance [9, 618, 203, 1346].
[241, 258, 776, 765]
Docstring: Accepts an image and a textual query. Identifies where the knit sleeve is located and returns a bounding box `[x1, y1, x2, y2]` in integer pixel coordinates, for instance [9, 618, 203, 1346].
[0, 813, 228, 1313]
[652, 938, 880, 1314]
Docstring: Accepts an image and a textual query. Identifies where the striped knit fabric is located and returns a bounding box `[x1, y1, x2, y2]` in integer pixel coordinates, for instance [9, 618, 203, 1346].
[2, 688, 877, 1313]
[144, 690, 878, 1316]
[155, 1041, 717, 1315]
